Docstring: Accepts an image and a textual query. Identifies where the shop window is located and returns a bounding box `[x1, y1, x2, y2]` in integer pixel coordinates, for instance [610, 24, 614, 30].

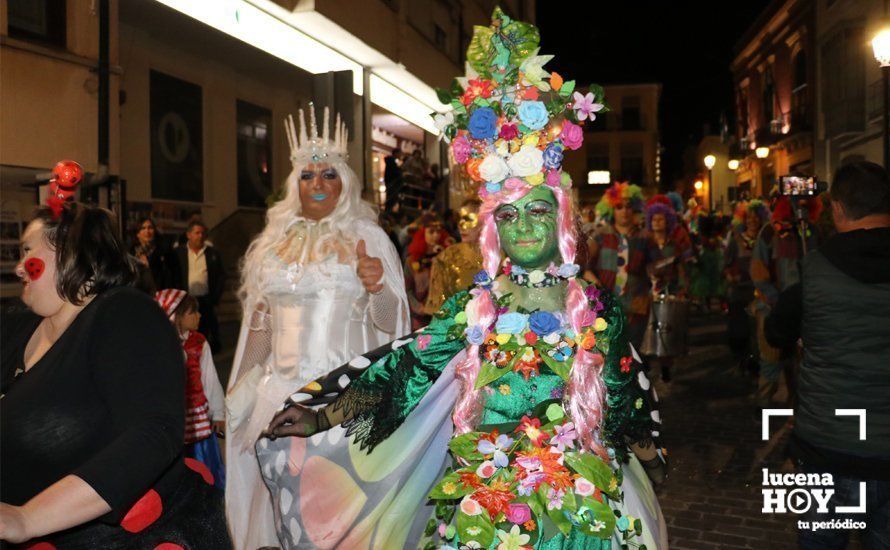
[791, 52, 809, 131]
[762, 66, 777, 129]
[586, 143, 610, 170]
[150, 70, 204, 203]
[237, 100, 273, 208]
[621, 96, 642, 131]
[7, 0, 66, 48]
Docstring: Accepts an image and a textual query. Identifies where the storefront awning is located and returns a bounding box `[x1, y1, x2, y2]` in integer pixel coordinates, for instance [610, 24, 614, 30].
[154, 0, 447, 135]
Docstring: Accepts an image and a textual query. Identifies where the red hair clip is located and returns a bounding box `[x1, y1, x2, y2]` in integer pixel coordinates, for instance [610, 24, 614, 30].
[46, 160, 83, 219]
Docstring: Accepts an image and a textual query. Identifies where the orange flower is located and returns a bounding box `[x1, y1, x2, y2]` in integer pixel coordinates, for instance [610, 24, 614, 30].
[459, 471, 483, 490]
[515, 446, 574, 491]
[580, 330, 597, 351]
[524, 519, 537, 531]
[550, 72, 564, 91]
[522, 87, 540, 100]
[466, 157, 484, 182]
[473, 486, 515, 521]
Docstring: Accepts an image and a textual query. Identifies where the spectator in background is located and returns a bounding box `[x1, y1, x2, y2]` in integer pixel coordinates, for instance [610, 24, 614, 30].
[383, 148, 403, 213]
[131, 217, 179, 293]
[175, 210, 207, 249]
[175, 221, 226, 354]
[750, 193, 821, 405]
[424, 199, 483, 314]
[404, 215, 452, 330]
[765, 161, 890, 549]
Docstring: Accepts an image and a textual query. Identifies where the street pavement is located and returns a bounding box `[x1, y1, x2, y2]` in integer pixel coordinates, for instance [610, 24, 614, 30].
[654, 310, 862, 550]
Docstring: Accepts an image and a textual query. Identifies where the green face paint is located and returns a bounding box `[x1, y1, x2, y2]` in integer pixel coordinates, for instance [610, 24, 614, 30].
[495, 186, 560, 269]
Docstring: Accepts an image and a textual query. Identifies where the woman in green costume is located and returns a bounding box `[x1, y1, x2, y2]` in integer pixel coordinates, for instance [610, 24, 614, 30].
[257, 9, 668, 549]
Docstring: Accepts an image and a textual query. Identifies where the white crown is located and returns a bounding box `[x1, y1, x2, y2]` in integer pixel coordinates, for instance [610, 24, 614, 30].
[285, 104, 349, 165]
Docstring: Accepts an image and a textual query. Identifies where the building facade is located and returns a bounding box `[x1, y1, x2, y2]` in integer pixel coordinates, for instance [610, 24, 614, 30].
[1, 0, 533, 299]
[730, 0, 816, 199]
[814, 0, 886, 176]
[567, 83, 662, 205]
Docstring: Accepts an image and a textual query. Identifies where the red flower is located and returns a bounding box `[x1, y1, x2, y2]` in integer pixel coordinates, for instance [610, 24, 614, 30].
[515, 416, 548, 447]
[499, 123, 519, 140]
[459, 470, 483, 490]
[524, 331, 538, 345]
[461, 78, 495, 106]
[472, 486, 515, 521]
[620, 356, 633, 373]
[521, 87, 540, 100]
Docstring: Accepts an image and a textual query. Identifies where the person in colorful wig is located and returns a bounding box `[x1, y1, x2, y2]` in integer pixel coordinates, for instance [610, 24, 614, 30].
[586, 182, 651, 351]
[641, 195, 692, 382]
[224, 106, 410, 549]
[750, 192, 821, 405]
[255, 10, 668, 549]
[724, 200, 769, 366]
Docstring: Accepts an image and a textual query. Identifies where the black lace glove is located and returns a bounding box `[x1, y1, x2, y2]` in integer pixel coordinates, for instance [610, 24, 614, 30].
[264, 404, 331, 440]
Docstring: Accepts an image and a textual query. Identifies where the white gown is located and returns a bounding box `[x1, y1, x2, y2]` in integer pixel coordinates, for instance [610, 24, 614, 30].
[225, 218, 409, 550]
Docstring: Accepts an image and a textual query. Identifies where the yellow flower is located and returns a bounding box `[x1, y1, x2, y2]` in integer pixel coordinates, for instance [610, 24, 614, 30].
[526, 173, 544, 186]
[609, 477, 618, 492]
[496, 333, 511, 345]
[521, 347, 536, 362]
[442, 481, 457, 495]
[522, 134, 539, 147]
[499, 384, 511, 395]
[594, 317, 608, 332]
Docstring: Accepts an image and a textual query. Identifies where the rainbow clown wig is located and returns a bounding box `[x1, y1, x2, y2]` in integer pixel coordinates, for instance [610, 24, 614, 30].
[644, 195, 679, 234]
[594, 181, 644, 223]
[731, 199, 769, 231]
[434, 7, 611, 457]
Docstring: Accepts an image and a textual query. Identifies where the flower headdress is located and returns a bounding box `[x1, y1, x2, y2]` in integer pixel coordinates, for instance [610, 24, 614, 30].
[46, 160, 83, 219]
[285, 104, 349, 165]
[594, 181, 644, 222]
[433, 7, 606, 204]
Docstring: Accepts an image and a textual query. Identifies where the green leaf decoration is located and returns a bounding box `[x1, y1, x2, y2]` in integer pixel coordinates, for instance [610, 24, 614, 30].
[424, 518, 437, 537]
[634, 518, 643, 534]
[589, 83, 605, 102]
[473, 96, 491, 108]
[545, 403, 565, 422]
[448, 433, 483, 461]
[467, 26, 494, 73]
[475, 360, 513, 389]
[428, 470, 475, 500]
[502, 20, 541, 65]
[560, 80, 576, 98]
[540, 352, 572, 382]
[457, 509, 496, 548]
[435, 87, 453, 105]
[450, 78, 464, 97]
[563, 452, 620, 500]
[579, 497, 616, 539]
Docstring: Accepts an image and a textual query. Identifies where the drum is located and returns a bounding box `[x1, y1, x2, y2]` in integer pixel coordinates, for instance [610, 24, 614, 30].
[640, 294, 690, 357]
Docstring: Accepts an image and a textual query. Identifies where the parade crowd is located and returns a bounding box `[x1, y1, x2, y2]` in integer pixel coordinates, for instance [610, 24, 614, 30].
[2, 8, 888, 550]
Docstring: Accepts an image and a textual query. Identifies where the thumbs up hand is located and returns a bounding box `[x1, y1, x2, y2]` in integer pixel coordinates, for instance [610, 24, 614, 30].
[356, 239, 384, 294]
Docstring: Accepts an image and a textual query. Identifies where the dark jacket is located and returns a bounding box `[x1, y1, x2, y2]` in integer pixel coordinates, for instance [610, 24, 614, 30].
[767, 227, 890, 477]
[132, 243, 180, 294]
[175, 245, 226, 306]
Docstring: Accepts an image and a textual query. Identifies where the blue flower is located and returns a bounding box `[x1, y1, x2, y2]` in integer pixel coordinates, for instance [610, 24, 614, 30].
[543, 143, 564, 170]
[529, 311, 561, 336]
[468, 107, 498, 140]
[495, 312, 528, 334]
[473, 270, 492, 287]
[466, 325, 485, 345]
[617, 516, 630, 531]
[557, 263, 580, 278]
[510, 264, 528, 275]
[485, 182, 502, 194]
[518, 101, 549, 130]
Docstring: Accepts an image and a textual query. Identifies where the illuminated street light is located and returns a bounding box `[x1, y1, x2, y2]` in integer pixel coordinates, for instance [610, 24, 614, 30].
[755, 147, 770, 159]
[872, 27, 890, 167]
[703, 154, 716, 169]
[587, 170, 611, 184]
[728, 159, 740, 171]
[703, 155, 716, 212]
[694, 180, 703, 191]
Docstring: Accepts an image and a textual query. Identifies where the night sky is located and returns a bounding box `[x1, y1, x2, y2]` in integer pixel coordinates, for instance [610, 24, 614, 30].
[537, 0, 772, 186]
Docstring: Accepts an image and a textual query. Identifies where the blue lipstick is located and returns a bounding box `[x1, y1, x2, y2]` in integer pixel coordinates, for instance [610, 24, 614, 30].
[311, 193, 328, 201]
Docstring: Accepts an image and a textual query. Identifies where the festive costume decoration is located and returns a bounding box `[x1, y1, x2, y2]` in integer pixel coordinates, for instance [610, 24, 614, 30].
[284, 103, 349, 165]
[154, 288, 186, 321]
[595, 182, 644, 222]
[46, 159, 83, 219]
[732, 199, 769, 231]
[644, 199, 678, 235]
[255, 9, 666, 550]
[24, 258, 45, 282]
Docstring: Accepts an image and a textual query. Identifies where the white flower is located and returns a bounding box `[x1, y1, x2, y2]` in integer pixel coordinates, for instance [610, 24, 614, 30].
[528, 270, 546, 284]
[519, 49, 554, 91]
[496, 525, 530, 550]
[496, 140, 510, 157]
[433, 111, 454, 141]
[460, 496, 484, 516]
[543, 332, 561, 345]
[480, 153, 511, 183]
[508, 144, 544, 177]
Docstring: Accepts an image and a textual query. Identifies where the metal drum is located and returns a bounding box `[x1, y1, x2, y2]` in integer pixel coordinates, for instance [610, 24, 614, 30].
[640, 294, 690, 357]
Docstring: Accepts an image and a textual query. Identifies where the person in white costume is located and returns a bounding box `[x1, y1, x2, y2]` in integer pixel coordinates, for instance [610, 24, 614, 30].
[224, 106, 410, 549]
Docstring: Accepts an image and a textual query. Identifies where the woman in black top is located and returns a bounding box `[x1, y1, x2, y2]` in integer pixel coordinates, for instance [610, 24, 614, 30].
[132, 217, 179, 294]
[0, 201, 229, 548]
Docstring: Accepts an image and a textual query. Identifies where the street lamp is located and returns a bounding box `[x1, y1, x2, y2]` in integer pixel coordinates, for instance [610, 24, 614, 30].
[728, 159, 740, 171]
[703, 154, 716, 212]
[694, 180, 703, 191]
[755, 146, 770, 159]
[872, 27, 890, 168]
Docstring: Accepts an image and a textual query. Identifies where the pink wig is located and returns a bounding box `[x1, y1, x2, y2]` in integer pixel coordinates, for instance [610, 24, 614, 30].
[452, 185, 608, 458]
